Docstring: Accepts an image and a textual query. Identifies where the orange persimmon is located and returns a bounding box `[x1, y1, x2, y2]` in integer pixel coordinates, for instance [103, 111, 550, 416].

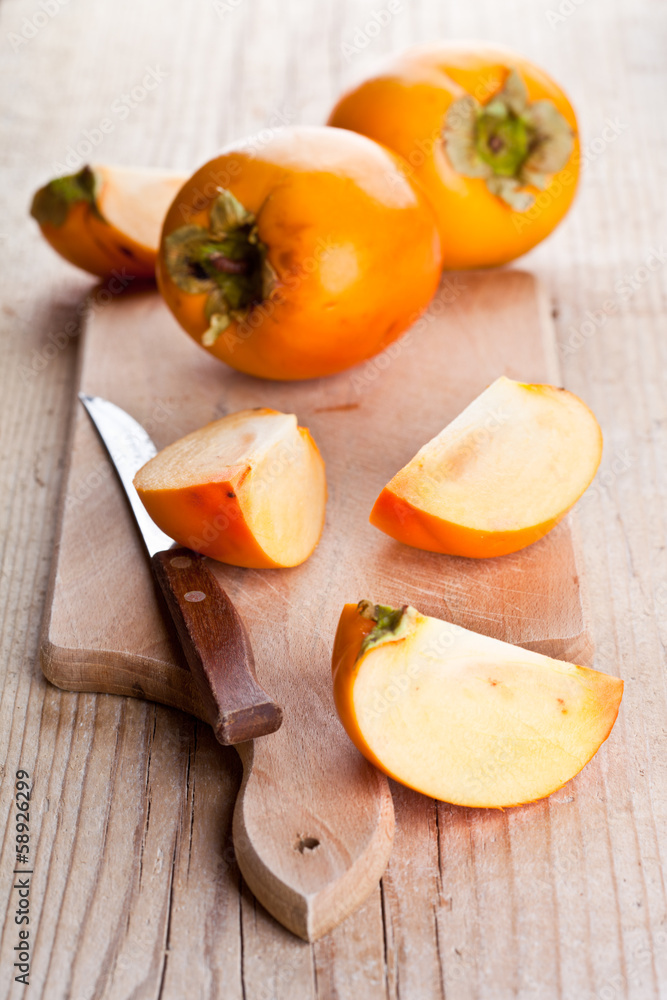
[30, 164, 186, 279]
[370, 376, 602, 558]
[328, 42, 580, 269]
[133, 408, 326, 569]
[332, 601, 623, 808]
[156, 126, 442, 380]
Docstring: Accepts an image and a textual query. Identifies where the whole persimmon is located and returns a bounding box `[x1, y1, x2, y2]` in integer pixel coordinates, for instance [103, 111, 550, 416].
[157, 126, 442, 380]
[328, 43, 580, 269]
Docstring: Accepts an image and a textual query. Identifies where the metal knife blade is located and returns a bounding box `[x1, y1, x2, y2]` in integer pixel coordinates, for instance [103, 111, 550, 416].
[79, 394, 174, 556]
[78, 393, 283, 744]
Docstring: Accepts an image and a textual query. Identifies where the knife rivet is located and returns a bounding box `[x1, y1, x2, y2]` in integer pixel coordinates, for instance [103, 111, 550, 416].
[184, 590, 206, 602]
[171, 556, 192, 568]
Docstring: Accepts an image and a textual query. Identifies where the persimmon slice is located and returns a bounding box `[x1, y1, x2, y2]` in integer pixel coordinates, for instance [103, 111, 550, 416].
[30, 164, 185, 278]
[370, 376, 602, 557]
[134, 408, 327, 568]
[332, 601, 623, 808]
[96, 165, 185, 255]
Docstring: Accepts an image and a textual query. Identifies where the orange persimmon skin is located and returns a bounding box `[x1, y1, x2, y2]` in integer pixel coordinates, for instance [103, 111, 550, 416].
[157, 126, 443, 381]
[136, 473, 285, 570]
[370, 486, 570, 559]
[332, 602, 624, 808]
[37, 197, 157, 279]
[136, 422, 326, 569]
[332, 604, 388, 774]
[328, 43, 580, 269]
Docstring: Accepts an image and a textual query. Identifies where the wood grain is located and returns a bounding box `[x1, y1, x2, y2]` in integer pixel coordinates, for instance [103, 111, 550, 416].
[40, 270, 590, 943]
[0, 0, 664, 995]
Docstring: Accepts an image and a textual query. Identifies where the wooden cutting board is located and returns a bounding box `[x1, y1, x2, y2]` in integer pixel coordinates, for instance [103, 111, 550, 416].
[40, 269, 593, 941]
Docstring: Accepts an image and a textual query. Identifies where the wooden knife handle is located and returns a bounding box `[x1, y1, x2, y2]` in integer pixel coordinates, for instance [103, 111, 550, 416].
[151, 547, 283, 745]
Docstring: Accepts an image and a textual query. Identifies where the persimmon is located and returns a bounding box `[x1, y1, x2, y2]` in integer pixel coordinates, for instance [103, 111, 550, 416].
[328, 42, 580, 269]
[30, 164, 186, 279]
[133, 408, 326, 569]
[370, 376, 602, 558]
[332, 601, 623, 808]
[156, 126, 442, 381]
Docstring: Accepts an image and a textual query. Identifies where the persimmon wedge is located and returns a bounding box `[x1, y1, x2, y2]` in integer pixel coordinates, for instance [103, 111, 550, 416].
[332, 601, 623, 808]
[30, 164, 186, 279]
[133, 408, 326, 569]
[371, 376, 602, 558]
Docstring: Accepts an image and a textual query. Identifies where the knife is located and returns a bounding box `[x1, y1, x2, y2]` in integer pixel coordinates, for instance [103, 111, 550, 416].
[79, 394, 283, 745]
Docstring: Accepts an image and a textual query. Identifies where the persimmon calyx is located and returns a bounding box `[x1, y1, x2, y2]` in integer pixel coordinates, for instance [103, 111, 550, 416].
[358, 600, 415, 656]
[443, 69, 574, 211]
[30, 165, 102, 227]
[163, 189, 276, 346]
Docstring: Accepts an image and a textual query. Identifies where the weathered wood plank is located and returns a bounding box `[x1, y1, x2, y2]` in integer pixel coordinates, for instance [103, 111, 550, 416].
[0, 0, 665, 996]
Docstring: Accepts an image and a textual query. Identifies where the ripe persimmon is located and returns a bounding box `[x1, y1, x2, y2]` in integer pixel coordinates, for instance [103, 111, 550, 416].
[328, 43, 580, 269]
[157, 126, 442, 381]
[332, 600, 623, 808]
[370, 376, 602, 558]
[30, 164, 185, 279]
[134, 408, 326, 569]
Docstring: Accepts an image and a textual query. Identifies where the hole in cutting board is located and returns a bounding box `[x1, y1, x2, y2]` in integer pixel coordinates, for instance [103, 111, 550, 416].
[295, 835, 320, 853]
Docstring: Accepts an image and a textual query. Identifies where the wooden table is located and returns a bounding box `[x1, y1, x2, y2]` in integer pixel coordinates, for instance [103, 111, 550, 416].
[1, 0, 665, 997]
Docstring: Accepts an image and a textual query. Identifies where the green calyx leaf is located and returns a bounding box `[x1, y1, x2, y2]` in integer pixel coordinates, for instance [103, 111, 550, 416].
[357, 600, 412, 656]
[30, 165, 101, 227]
[476, 111, 530, 177]
[163, 188, 274, 347]
[443, 68, 575, 211]
[210, 188, 254, 232]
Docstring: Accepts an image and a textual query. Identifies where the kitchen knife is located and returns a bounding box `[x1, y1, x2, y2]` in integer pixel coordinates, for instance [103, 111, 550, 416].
[79, 394, 283, 744]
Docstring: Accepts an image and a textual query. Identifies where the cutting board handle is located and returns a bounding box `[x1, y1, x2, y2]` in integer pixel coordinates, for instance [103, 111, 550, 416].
[151, 547, 283, 744]
[232, 740, 395, 941]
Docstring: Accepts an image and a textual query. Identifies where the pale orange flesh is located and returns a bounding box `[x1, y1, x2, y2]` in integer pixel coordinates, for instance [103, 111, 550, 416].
[370, 376, 603, 557]
[134, 408, 327, 568]
[96, 165, 185, 253]
[332, 603, 623, 808]
[35, 164, 186, 279]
